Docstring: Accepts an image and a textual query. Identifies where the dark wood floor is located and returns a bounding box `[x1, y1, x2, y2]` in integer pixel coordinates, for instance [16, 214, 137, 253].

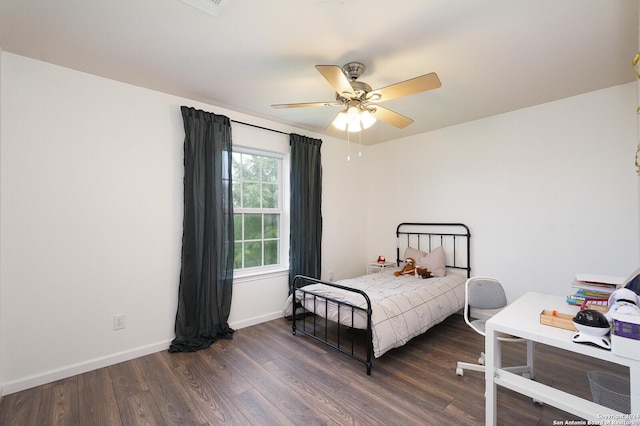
[0, 314, 628, 425]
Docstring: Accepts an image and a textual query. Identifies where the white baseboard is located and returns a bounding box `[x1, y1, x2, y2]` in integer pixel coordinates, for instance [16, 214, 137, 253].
[2, 340, 171, 396]
[230, 311, 284, 330]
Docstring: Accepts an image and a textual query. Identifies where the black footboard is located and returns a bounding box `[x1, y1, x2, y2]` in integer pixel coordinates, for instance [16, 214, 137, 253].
[291, 275, 373, 375]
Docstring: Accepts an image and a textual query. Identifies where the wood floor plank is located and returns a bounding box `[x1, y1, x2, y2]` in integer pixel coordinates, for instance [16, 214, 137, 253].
[262, 356, 371, 425]
[440, 396, 487, 426]
[108, 358, 150, 399]
[0, 385, 42, 426]
[160, 350, 250, 425]
[375, 344, 472, 404]
[38, 377, 79, 426]
[218, 345, 334, 425]
[136, 352, 210, 425]
[77, 367, 122, 426]
[229, 388, 296, 426]
[116, 390, 167, 426]
[194, 345, 253, 398]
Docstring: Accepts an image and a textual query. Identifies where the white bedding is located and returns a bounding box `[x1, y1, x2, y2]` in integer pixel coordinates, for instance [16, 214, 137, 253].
[283, 269, 466, 358]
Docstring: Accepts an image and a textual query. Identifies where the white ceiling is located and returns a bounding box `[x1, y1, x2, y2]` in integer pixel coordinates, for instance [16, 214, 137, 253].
[0, 0, 637, 145]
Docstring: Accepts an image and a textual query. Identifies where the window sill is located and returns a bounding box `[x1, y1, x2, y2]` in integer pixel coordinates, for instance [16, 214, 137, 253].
[233, 267, 290, 284]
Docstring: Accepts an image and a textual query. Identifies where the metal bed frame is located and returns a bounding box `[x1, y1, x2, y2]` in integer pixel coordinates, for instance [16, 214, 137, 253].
[290, 223, 471, 375]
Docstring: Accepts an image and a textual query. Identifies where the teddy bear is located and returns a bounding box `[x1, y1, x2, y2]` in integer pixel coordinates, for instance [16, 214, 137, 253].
[394, 257, 416, 276]
[415, 267, 432, 279]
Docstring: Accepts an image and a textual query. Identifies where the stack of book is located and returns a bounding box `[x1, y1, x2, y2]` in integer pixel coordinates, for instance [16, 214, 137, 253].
[566, 273, 625, 309]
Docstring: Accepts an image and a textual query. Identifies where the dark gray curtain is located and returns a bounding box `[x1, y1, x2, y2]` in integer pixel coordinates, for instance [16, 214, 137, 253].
[289, 134, 323, 290]
[169, 106, 234, 353]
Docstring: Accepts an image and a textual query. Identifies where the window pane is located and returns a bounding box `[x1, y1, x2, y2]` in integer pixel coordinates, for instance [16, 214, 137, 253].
[232, 153, 242, 180]
[264, 240, 278, 265]
[264, 214, 279, 239]
[244, 214, 262, 239]
[233, 214, 242, 239]
[242, 182, 261, 208]
[232, 182, 242, 208]
[242, 154, 260, 181]
[244, 241, 262, 268]
[234, 242, 243, 269]
[261, 157, 278, 183]
[262, 183, 278, 209]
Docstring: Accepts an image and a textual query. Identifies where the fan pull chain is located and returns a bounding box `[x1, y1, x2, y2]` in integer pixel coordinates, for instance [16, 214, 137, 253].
[358, 131, 362, 157]
[347, 130, 351, 161]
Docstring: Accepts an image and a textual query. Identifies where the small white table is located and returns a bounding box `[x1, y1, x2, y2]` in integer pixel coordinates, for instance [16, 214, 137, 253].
[485, 292, 640, 425]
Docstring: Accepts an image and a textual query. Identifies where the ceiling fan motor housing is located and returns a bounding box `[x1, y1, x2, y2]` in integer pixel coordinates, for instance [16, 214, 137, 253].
[342, 62, 366, 80]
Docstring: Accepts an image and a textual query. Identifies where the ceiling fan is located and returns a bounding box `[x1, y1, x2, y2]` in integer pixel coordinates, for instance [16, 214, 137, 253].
[271, 62, 441, 131]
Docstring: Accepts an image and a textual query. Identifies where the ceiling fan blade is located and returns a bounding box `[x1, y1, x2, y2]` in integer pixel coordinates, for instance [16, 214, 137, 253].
[370, 72, 441, 102]
[370, 105, 414, 128]
[271, 101, 340, 109]
[315, 65, 355, 97]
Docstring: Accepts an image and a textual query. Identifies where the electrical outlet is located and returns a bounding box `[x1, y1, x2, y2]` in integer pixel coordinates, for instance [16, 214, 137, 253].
[113, 314, 126, 331]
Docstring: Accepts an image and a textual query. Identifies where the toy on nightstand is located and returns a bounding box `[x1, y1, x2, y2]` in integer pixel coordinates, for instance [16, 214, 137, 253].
[394, 257, 416, 276]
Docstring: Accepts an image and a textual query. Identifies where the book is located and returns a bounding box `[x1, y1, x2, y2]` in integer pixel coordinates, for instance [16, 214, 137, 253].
[566, 292, 608, 305]
[570, 279, 617, 293]
[574, 273, 625, 286]
[572, 288, 611, 299]
[571, 273, 625, 294]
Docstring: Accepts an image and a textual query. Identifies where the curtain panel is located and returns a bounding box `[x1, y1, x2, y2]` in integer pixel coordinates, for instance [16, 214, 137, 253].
[289, 133, 323, 291]
[170, 106, 235, 353]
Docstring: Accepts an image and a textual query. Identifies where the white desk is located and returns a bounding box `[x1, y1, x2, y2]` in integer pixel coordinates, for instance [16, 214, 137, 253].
[485, 292, 640, 425]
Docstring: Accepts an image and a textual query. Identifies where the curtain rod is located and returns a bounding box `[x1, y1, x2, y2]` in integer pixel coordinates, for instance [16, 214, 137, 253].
[231, 119, 290, 136]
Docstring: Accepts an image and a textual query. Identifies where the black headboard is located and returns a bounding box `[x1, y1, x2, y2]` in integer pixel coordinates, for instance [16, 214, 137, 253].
[396, 223, 471, 278]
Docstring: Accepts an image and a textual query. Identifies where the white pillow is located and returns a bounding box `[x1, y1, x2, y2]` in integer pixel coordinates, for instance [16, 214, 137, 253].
[404, 247, 427, 262]
[417, 246, 446, 277]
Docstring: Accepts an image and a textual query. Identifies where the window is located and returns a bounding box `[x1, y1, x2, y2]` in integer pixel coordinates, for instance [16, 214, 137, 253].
[232, 148, 287, 274]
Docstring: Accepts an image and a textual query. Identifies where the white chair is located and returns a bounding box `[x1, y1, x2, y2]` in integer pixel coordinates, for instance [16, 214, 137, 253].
[456, 277, 534, 378]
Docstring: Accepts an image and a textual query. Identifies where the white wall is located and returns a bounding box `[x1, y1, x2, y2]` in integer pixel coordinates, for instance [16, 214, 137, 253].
[365, 83, 640, 301]
[0, 52, 368, 394]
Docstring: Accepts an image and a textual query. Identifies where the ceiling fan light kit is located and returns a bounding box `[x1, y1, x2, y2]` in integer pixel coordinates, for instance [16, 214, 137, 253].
[332, 106, 376, 132]
[272, 61, 441, 133]
[359, 109, 376, 128]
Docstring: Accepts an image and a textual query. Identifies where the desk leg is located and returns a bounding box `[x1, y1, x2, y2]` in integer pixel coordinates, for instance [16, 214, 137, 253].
[485, 326, 498, 426]
[526, 340, 535, 380]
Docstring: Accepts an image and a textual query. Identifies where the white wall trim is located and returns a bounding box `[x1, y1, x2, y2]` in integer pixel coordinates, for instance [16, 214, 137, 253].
[233, 268, 289, 284]
[1, 340, 171, 396]
[230, 311, 284, 330]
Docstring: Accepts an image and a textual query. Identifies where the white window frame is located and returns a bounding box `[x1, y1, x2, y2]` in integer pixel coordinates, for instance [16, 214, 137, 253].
[232, 146, 289, 280]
